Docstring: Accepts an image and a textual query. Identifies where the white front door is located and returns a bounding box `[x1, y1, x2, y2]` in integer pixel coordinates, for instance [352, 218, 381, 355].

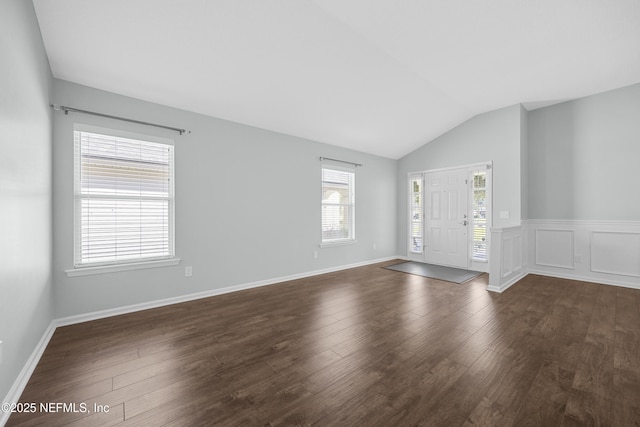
[424, 168, 469, 268]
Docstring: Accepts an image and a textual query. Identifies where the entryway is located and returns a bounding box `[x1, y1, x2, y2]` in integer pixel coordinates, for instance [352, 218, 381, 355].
[408, 163, 492, 273]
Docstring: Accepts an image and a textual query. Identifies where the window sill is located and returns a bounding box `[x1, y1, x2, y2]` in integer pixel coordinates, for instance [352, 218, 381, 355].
[66, 258, 181, 277]
[320, 240, 357, 248]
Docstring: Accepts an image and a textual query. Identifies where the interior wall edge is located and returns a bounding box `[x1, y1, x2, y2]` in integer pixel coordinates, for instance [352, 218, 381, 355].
[0, 321, 56, 427]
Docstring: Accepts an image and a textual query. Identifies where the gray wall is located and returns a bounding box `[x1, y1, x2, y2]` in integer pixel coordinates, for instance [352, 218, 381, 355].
[0, 0, 53, 401]
[52, 80, 397, 318]
[397, 104, 523, 255]
[520, 104, 529, 220]
[528, 83, 640, 220]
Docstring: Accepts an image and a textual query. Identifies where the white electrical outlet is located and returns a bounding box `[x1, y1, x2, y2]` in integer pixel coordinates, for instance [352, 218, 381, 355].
[313, 251, 319, 259]
[499, 211, 510, 219]
[373, 243, 377, 250]
[185, 266, 193, 277]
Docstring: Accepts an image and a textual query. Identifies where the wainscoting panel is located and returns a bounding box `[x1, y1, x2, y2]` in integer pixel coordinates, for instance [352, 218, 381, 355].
[527, 220, 640, 290]
[488, 225, 527, 292]
[535, 229, 574, 269]
[502, 236, 513, 277]
[591, 231, 640, 278]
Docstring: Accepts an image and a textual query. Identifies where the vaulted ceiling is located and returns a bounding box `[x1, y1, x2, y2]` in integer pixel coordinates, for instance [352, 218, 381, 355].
[33, 0, 640, 159]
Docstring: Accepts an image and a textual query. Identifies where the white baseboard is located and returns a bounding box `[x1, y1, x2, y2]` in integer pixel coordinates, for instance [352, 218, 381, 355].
[0, 321, 56, 427]
[487, 271, 528, 293]
[528, 269, 640, 290]
[56, 255, 401, 327]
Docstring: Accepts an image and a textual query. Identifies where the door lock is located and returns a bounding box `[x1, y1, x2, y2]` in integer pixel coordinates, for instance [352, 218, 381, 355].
[461, 220, 468, 226]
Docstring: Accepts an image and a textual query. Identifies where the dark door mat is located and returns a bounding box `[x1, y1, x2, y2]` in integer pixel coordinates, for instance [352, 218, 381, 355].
[383, 261, 483, 284]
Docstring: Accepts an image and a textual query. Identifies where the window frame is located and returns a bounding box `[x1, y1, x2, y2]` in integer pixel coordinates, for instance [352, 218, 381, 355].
[320, 163, 356, 246]
[471, 169, 489, 262]
[67, 124, 178, 276]
[408, 173, 424, 255]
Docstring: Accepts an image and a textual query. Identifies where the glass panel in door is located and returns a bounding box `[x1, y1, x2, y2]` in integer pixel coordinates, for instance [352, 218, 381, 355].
[409, 175, 423, 254]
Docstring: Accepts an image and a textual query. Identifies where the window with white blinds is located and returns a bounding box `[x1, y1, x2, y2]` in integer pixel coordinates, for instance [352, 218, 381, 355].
[73, 126, 175, 267]
[321, 165, 355, 243]
[472, 170, 488, 261]
[409, 175, 423, 253]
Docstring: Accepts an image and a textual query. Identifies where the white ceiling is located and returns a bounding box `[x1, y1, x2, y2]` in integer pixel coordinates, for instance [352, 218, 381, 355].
[33, 0, 640, 159]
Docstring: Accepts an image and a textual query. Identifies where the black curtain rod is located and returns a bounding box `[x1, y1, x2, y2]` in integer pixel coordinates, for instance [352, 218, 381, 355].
[319, 156, 362, 167]
[51, 104, 189, 135]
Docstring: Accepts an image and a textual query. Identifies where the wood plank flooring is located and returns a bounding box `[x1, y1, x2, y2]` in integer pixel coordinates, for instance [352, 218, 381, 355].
[7, 260, 640, 426]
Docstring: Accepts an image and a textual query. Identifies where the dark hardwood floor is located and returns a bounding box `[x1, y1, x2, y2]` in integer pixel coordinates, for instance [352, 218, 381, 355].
[7, 260, 640, 426]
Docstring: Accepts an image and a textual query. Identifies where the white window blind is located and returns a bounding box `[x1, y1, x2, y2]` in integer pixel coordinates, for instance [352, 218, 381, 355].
[321, 165, 355, 243]
[73, 127, 175, 267]
[410, 175, 423, 253]
[472, 170, 488, 261]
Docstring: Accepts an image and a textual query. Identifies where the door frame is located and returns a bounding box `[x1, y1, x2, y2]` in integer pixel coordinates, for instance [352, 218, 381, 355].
[407, 162, 493, 272]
